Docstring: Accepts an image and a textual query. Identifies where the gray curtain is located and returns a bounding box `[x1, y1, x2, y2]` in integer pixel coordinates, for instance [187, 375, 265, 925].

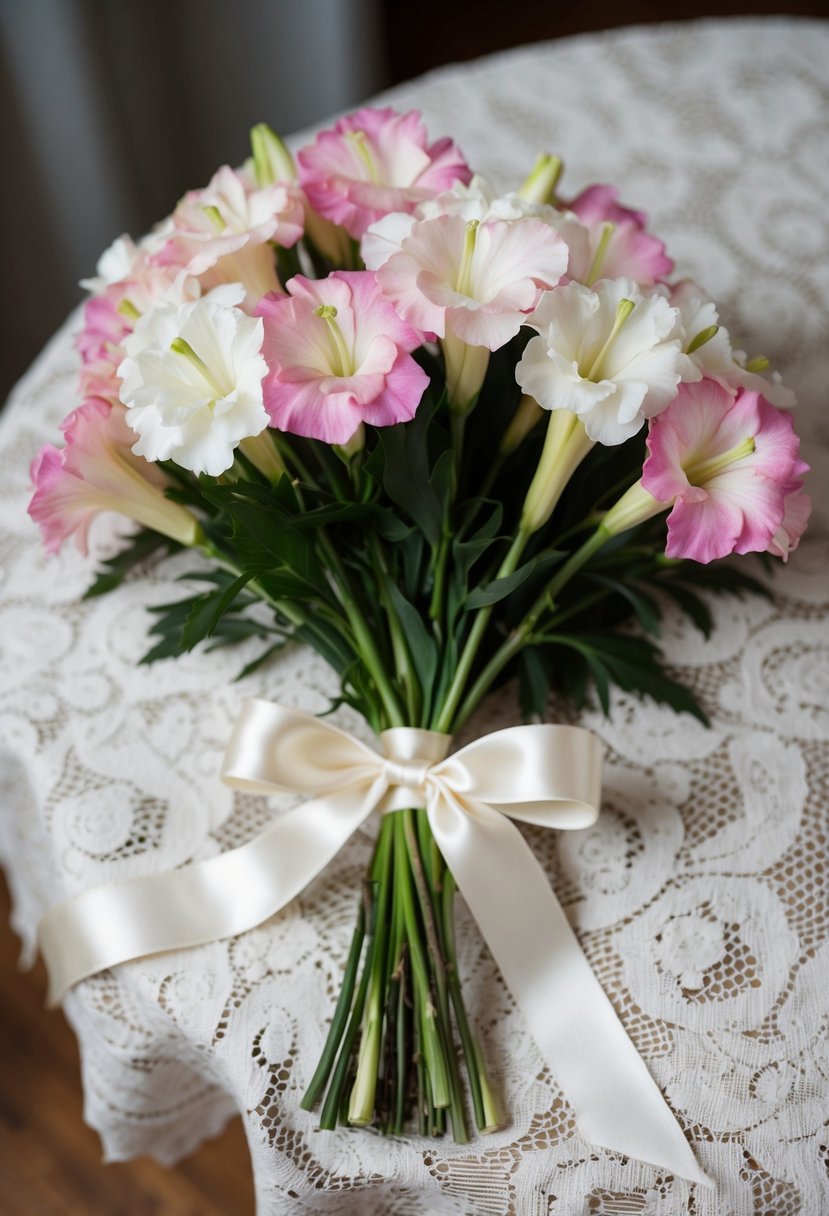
[0, 0, 384, 401]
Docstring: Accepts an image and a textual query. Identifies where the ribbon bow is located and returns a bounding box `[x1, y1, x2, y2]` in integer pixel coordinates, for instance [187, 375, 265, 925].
[38, 700, 709, 1186]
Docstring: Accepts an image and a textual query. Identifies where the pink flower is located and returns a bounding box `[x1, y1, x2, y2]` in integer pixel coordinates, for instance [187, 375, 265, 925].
[76, 289, 130, 364]
[152, 165, 303, 305]
[560, 185, 673, 287]
[641, 379, 807, 563]
[366, 211, 568, 350]
[257, 271, 428, 444]
[28, 399, 200, 555]
[297, 107, 471, 239]
[767, 485, 811, 561]
[76, 253, 203, 402]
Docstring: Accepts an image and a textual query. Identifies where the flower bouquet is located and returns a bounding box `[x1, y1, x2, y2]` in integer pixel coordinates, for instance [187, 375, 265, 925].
[30, 107, 809, 1160]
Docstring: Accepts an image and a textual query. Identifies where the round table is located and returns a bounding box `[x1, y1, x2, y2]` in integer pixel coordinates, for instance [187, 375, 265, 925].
[2, 16, 828, 1215]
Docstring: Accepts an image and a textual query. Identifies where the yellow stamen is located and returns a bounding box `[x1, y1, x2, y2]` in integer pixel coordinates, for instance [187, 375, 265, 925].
[744, 355, 771, 373]
[117, 298, 141, 322]
[456, 219, 479, 298]
[686, 325, 719, 355]
[170, 336, 225, 396]
[685, 436, 755, 485]
[314, 304, 354, 377]
[585, 222, 616, 285]
[345, 130, 380, 183]
[202, 204, 226, 232]
[585, 298, 635, 381]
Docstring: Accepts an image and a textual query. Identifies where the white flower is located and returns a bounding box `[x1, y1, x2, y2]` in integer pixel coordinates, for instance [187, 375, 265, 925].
[118, 289, 270, 476]
[663, 280, 795, 407]
[418, 174, 563, 224]
[516, 277, 695, 445]
[80, 234, 142, 292]
[361, 174, 563, 269]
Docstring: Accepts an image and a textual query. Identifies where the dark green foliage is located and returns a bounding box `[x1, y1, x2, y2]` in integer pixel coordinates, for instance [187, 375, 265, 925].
[84, 529, 176, 598]
[87, 334, 775, 731]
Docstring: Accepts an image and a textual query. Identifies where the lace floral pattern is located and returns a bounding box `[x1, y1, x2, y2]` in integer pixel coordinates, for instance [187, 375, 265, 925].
[1, 17, 828, 1214]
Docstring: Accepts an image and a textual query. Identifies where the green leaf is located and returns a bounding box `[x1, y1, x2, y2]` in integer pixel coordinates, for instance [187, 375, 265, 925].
[400, 530, 426, 603]
[234, 639, 289, 681]
[518, 647, 550, 719]
[180, 572, 257, 651]
[430, 449, 455, 515]
[375, 509, 414, 542]
[378, 395, 445, 545]
[676, 562, 773, 601]
[203, 616, 274, 650]
[84, 530, 173, 599]
[544, 632, 709, 724]
[585, 573, 662, 636]
[452, 503, 504, 580]
[387, 582, 439, 710]
[465, 549, 564, 610]
[293, 620, 355, 677]
[656, 581, 713, 638]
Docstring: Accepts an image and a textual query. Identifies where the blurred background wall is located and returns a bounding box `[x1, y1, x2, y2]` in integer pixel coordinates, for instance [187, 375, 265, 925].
[0, 0, 822, 404]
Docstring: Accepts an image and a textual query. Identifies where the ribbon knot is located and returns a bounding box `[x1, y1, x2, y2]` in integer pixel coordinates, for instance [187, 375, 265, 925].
[36, 699, 710, 1187]
[382, 757, 432, 796]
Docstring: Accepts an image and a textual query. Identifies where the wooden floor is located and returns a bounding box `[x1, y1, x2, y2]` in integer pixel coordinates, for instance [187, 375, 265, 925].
[0, 876, 256, 1215]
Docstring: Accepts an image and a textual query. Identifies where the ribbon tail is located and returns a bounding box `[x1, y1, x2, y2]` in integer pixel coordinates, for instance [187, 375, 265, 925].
[39, 779, 384, 1006]
[428, 793, 712, 1188]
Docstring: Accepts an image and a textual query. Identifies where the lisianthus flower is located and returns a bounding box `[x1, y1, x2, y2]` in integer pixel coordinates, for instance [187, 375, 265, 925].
[257, 271, 428, 444]
[414, 174, 561, 227]
[297, 106, 471, 240]
[516, 278, 693, 445]
[364, 206, 568, 409]
[151, 165, 303, 307]
[767, 485, 811, 561]
[361, 175, 563, 275]
[28, 399, 200, 555]
[77, 260, 200, 363]
[363, 209, 568, 350]
[362, 178, 570, 407]
[663, 280, 796, 407]
[638, 379, 807, 563]
[76, 253, 204, 405]
[118, 289, 270, 476]
[558, 185, 673, 287]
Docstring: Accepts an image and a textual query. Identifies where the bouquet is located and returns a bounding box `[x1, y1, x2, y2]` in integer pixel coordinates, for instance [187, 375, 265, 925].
[29, 107, 809, 1152]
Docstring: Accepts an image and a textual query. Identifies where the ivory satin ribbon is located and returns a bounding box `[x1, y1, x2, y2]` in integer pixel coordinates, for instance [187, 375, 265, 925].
[38, 699, 710, 1187]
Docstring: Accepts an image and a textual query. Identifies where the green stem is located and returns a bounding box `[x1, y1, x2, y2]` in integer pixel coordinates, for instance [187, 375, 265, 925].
[349, 814, 395, 1124]
[300, 901, 366, 1110]
[318, 907, 376, 1129]
[393, 959, 408, 1134]
[433, 527, 531, 733]
[453, 523, 614, 730]
[402, 809, 468, 1143]
[318, 531, 406, 727]
[393, 813, 450, 1109]
[371, 535, 420, 724]
[441, 872, 488, 1132]
[539, 523, 612, 607]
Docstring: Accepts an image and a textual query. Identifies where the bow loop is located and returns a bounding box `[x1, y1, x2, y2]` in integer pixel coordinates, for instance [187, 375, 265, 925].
[433, 723, 604, 829]
[222, 698, 383, 797]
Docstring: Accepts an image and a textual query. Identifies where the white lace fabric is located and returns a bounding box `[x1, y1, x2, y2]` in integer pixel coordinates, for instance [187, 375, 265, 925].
[2, 17, 828, 1214]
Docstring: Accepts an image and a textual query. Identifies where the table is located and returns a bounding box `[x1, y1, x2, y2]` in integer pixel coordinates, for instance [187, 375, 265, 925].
[2, 16, 828, 1215]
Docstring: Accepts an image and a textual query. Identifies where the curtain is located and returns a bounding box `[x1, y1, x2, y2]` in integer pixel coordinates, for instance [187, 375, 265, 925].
[0, 0, 384, 401]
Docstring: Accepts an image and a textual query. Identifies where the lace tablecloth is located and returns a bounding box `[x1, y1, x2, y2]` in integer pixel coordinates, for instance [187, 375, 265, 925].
[2, 17, 828, 1215]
